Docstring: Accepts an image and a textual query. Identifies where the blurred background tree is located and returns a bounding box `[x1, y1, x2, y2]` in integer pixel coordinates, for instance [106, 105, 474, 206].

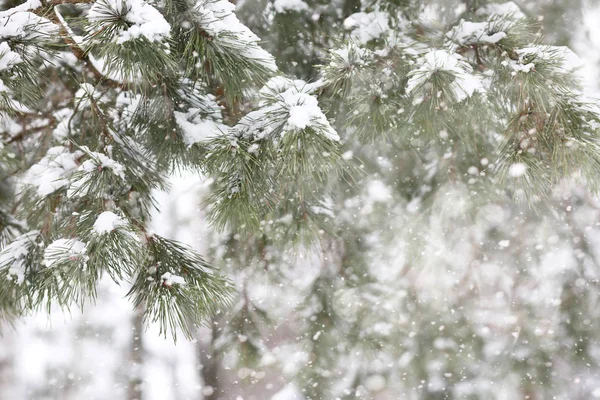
[2, 1, 600, 400]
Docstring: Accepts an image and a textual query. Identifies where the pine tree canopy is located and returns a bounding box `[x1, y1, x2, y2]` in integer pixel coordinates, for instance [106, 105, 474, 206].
[1, 0, 600, 350]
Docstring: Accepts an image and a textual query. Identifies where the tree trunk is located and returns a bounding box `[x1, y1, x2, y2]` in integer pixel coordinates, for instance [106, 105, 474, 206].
[127, 306, 145, 400]
[0, 349, 14, 400]
[197, 321, 221, 399]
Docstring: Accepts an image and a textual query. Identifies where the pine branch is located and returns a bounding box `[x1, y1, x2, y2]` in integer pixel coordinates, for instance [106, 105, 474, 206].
[44, 6, 128, 90]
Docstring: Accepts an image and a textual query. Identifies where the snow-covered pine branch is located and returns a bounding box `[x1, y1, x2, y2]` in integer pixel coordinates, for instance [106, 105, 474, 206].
[204, 76, 342, 234]
[0, 0, 340, 339]
[321, 0, 600, 201]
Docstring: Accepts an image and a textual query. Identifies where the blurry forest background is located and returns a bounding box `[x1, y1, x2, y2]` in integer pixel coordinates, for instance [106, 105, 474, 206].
[2, 0, 600, 399]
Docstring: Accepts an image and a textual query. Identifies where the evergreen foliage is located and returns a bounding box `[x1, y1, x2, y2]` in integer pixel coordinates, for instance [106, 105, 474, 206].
[0, 0, 340, 339]
[3, 0, 600, 398]
[200, 1, 600, 399]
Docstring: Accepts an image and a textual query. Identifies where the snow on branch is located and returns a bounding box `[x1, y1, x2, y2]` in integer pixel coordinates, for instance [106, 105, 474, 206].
[88, 0, 171, 44]
[406, 50, 484, 103]
[192, 0, 277, 72]
[232, 76, 339, 142]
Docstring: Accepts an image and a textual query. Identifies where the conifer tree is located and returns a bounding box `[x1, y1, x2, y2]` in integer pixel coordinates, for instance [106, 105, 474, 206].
[3, 0, 600, 399]
[0, 0, 341, 340]
[197, 1, 600, 399]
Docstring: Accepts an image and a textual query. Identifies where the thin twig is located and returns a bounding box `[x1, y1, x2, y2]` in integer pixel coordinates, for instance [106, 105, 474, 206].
[46, 6, 128, 90]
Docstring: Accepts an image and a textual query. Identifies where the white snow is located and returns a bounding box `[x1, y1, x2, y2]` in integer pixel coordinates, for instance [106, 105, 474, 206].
[270, 80, 336, 140]
[4, 2, 600, 398]
[502, 46, 583, 77]
[364, 374, 386, 392]
[174, 109, 225, 145]
[92, 211, 125, 234]
[508, 162, 527, 177]
[0, 112, 21, 138]
[88, 0, 171, 44]
[285, 93, 330, 133]
[448, 3, 526, 47]
[476, 1, 526, 20]
[367, 180, 392, 203]
[272, 384, 304, 400]
[573, 2, 600, 89]
[341, 150, 353, 160]
[502, 59, 535, 75]
[0, 42, 21, 71]
[273, 0, 308, 13]
[25, 146, 83, 197]
[80, 150, 126, 179]
[310, 204, 335, 218]
[51, 108, 75, 141]
[447, 20, 507, 46]
[43, 238, 88, 268]
[67, 149, 126, 198]
[0, 231, 39, 284]
[0, 0, 41, 16]
[259, 75, 323, 97]
[516, 45, 583, 73]
[161, 272, 186, 286]
[343, 11, 390, 44]
[193, 0, 277, 71]
[73, 83, 97, 109]
[330, 44, 368, 67]
[0, 79, 9, 93]
[0, 11, 58, 40]
[232, 77, 339, 142]
[248, 143, 260, 153]
[172, 87, 225, 145]
[406, 50, 484, 102]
